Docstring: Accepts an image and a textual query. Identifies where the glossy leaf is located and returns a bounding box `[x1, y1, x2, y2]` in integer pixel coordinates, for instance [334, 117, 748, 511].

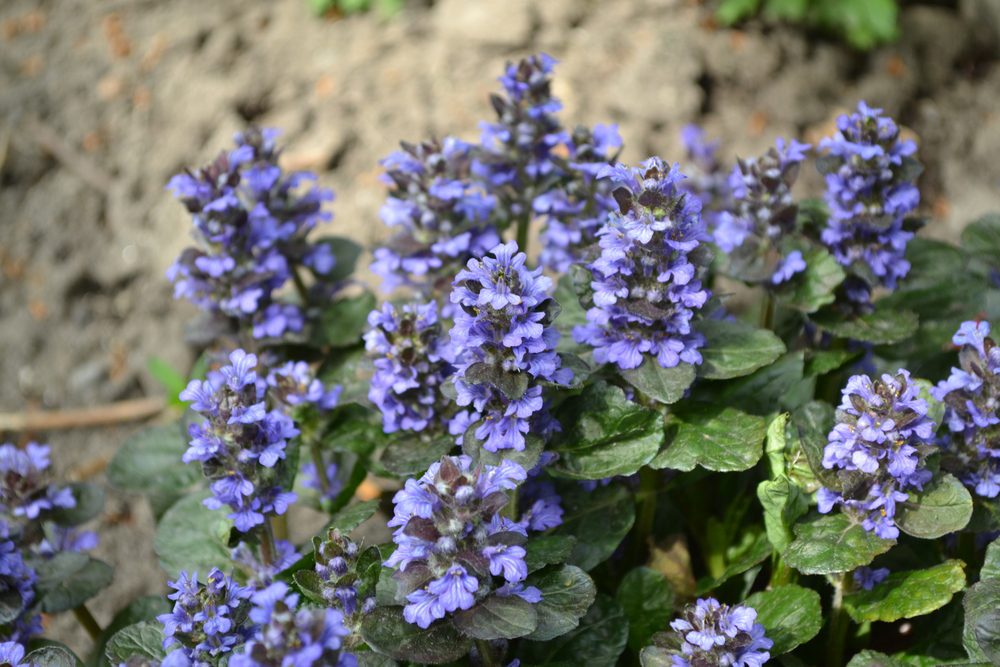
[104, 621, 167, 665]
[522, 593, 628, 667]
[313, 235, 363, 283]
[552, 382, 664, 480]
[525, 534, 577, 574]
[963, 579, 1000, 663]
[695, 319, 786, 379]
[844, 560, 966, 623]
[745, 584, 823, 654]
[783, 513, 894, 575]
[153, 492, 232, 579]
[812, 307, 919, 345]
[107, 421, 198, 494]
[554, 482, 636, 571]
[757, 478, 809, 554]
[360, 606, 470, 664]
[316, 292, 377, 348]
[782, 246, 846, 313]
[24, 646, 77, 667]
[619, 361, 696, 405]
[452, 594, 538, 640]
[652, 404, 766, 473]
[523, 565, 597, 642]
[713, 351, 811, 415]
[897, 474, 973, 539]
[616, 567, 674, 650]
[32, 552, 114, 613]
[49, 482, 105, 527]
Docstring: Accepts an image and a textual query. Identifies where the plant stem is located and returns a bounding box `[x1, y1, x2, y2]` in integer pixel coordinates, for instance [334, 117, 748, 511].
[272, 512, 289, 541]
[515, 212, 531, 257]
[310, 440, 331, 496]
[759, 290, 776, 330]
[826, 573, 850, 667]
[73, 604, 102, 641]
[632, 467, 658, 565]
[260, 517, 278, 567]
[291, 265, 310, 305]
[475, 639, 498, 667]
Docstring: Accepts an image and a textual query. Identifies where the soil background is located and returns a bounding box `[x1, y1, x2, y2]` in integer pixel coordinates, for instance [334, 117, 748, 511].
[1, 0, 999, 655]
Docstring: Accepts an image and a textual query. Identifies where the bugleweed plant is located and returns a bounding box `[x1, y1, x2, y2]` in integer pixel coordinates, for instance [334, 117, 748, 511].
[6, 55, 1000, 667]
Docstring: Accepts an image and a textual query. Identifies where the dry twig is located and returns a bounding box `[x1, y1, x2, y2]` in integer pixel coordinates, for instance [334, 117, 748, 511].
[0, 396, 165, 432]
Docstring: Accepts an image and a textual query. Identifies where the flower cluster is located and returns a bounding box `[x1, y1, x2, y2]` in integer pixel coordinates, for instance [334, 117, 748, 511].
[266, 361, 342, 412]
[231, 538, 300, 588]
[371, 137, 498, 297]
[0, 442, 75, 521]
[0, 524, 40, 643]
[515, 476, 564, 532]
[157, 568, 254, 663]
[818, 102, 920, 305]
[818, 370, 936, 539]
[714, 138, 811, 286]
[537, 123, 623, 273]
[574, 158, 711, 370]
[664, 597, 773, 667]
[180, 349, 298, 532]
[365, 301, 454, 435]
[314, 529, 377, 624]
[474, 53, 566, 223]
[385, 456, 540, 629]
[679, 125, 733, 231]
[231, 582, 355, 667]
[449, 241, 570, 452]
[167, 127, 336, 338]
[932, 321, 1000, 498]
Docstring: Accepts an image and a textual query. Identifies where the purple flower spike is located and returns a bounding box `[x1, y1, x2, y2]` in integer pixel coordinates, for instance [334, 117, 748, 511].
[449, 241, 570, 452]
[574, 157, 711, 370]
[818, 102, 921, 305]
[365, 300, 454, 435]
[932, 320, 1000, 498]
[818, 369, 936, 540]
[385, 456, 542, 629]
[167, 127, 336, 338]
[180, 349, 299, 532]
[663, 597, 773, 667]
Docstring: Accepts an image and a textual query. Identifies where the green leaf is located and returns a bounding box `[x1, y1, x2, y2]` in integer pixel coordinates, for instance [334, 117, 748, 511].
[89, 595, 170, 667]
[323, 403, 389, 456]
[846, 651, 908, 667]
[552, 382, 664, 480]
[554, 274, 589, 355]
[695, 319, 787, 379]
[697, 531, 772, 593]
[107, 422, 198, 494]
[812, 307, 919, 345]
[961, 213, 1000, 264]
[964, 579, 1000, 662]
[293, 570, 326, 605]
[146, 356, 187, 408]
[319, 346, 372, 406]
[49, 482, 104, 527]
[805, 348, 862, 377]
[745, 584, 823, 655]
[468, 432, 544, 473]
[782, 247, 846, 313]
[897, 474, 973, 539]
[522, 594, 628, 667]
[328, 499, 380, 533]
[844, 560, 966, 623]
[764, 413, 790, 478]
[619, 361, 696, 405]
[652, 404, 766, 473]
[717, 0, 762, 25]
[379, 434, 454, 478]
[453, 594, 538, 640]
[555, 482, 635, 571]
[32, 552, 113, 613]
[712, 351, 812, 415]
[789, 401, 839, 490]
[525, 565, 597, 641]
[313, 236, 363, 283]
[104, 621, 166, 665]
[525, 534, 577, 574]
[24, 646, 78, 667]
[913, 378, 945, 435]
[783, 513, 894, 575]
[981, 536, 1000, 582]
[360, 606, 470, 664]
[154, 492, 232, 579]
[757, 478, 809, 554]
[315, 292, 377, 348]
[616, 567, 674, 650]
